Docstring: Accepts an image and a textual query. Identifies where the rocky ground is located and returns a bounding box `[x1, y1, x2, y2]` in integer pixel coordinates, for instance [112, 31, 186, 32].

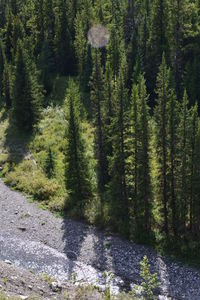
[0, 260, 104, 299]
[0, 180, 200, 299]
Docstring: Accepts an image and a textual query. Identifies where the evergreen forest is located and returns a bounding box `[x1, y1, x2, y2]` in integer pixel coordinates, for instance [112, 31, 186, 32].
[1, 0, 200, 263]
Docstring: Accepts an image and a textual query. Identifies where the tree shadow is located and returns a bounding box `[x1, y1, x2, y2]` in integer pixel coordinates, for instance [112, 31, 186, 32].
[3, 113, 33, 165]
[45, 75, 69, 107]
[61, 217, 108, 284]
[61, 218, 88, 281]
[0, 109, 8, 123]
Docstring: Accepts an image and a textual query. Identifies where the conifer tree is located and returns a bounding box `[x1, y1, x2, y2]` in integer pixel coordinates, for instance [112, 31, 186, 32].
[45, 147, 55, 179]
[74, 13, 88, 87]
[130, 83, 140, 234]
[137, 75, 151, 233]
[4, 10, 13, 62]
[12, 16, 24, 57]
[104, 60, 114, 163]
[154, 55, 170, 236]
[3, 62, 12, 109]
[0, 41, 5, 102]
[54, 0, 73, 75]
[188, 103, 198, 232]
[109, 69, 129, 236]
[130, 75, 151, 237]
[147, 0, 169, 95]
[65, 80, 93, 214]
[193, 120, 200, 235]
[39, 40, 55, 94]
[90, 50, 107, 193]
[168, 73, 180, 236]
[43, 0, 55, 42]
[13, 42, 42, 131]
[179, 90, 190, 232]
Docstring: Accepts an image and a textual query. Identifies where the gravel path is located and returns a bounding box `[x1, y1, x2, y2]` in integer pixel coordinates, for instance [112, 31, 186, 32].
[0, 180, 200, 299]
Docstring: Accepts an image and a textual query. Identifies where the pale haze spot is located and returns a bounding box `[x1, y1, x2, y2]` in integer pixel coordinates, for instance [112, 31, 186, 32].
[88, 24, 110, 48]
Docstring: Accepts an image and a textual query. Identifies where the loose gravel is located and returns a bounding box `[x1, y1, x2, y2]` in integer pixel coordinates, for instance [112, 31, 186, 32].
[0, 180, 200, 299]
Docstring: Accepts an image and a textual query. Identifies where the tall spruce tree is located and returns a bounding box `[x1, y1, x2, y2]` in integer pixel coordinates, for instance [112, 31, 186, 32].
[168, 73, 180, 236]
[137, 75, 151, 234]
[3, 62, 12, 109]
[154, 55, 170, 236]
[13, 42, 42, 131]
[130, 75, 151, 238]
[147, 0, 169, 96]
[109, 69, 129, 236]
[179, 90, 190, 232]
[54, 0, 73, 75]
[65, 80, 93, 214]
[188, 103, 199, 232]
[90, 50, 107, 193]
[0, 41, 5, 102]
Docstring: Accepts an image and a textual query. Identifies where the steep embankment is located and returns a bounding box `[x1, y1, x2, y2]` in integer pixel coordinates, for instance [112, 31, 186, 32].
[0, 180, 200, 299]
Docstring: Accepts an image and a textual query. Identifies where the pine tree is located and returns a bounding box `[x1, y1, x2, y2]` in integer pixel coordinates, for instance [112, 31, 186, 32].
[109, 69, 129, 236]
[188, 103, 198, 232]
[104, 60, 114, 163]
[12, 16, 24, 57]
[65, 80, 93, 214]
[129, 83, 140, 235]
[39, 40, 55, 94]
[168, 0, 186, 97]
[147, 0, 169, 96]
[3, 62, 12, 109]
[4, 10, 13, 62]
[74, 13, 88, 87]
[13, 42, 42, 131]
[193, 119, 200, 236]
[168, 72, 180, 236]
[0, 41, 5, 102]
[179, 90, 190, 232]
[43, 0, 55, 42]
[154, 55, 170, 236]
[90, 50, 107, 193]
[138, 75, 151, 233]
[54, 0, 73, 75]
[45, 147, 55, 179]
[130, 75, 151, 237]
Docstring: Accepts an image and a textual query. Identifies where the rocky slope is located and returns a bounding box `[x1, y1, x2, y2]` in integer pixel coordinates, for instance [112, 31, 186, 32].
[0, 180, 200, 299]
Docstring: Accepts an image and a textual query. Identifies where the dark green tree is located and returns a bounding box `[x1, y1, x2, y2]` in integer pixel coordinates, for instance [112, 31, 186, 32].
[154, 55, 170, 237]
[90, 50, 107, 193]
[109, 69, 129, 236]
[45, 147, 55, 178]
[3, 62, 12, 109]
[0, 41, 5, 102]
[65, 80, 93, 214]
[54, 0, 73, 75]
[13, 42, 42, 131]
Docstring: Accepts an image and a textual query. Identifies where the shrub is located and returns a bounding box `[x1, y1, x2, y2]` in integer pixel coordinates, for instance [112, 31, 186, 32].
[140, 256, 158, 300]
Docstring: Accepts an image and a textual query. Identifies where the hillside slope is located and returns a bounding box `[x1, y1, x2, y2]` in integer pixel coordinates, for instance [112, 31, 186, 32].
[0, 180, 200, 299]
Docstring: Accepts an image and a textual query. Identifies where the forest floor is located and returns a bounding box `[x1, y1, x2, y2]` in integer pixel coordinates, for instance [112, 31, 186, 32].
[0, 180, 200, 299]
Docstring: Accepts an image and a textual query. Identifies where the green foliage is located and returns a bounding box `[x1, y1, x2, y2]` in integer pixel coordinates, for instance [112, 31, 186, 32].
[44, 147, 55, 179]
[12, 42, 42, 131]
[1, 0, 200, 261]
[5, 160, 61, 202]
[140, 256, 158, 300]
[65, 79, 93, 215]
[0, 40, 5, 102]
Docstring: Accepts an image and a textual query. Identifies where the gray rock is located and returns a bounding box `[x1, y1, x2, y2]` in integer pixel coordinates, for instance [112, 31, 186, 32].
[5, 260, 12, 265]
[51, 281, 62, 292]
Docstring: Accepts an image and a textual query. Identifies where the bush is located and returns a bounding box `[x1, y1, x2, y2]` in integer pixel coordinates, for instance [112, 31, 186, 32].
[5, 160, 62, 202]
